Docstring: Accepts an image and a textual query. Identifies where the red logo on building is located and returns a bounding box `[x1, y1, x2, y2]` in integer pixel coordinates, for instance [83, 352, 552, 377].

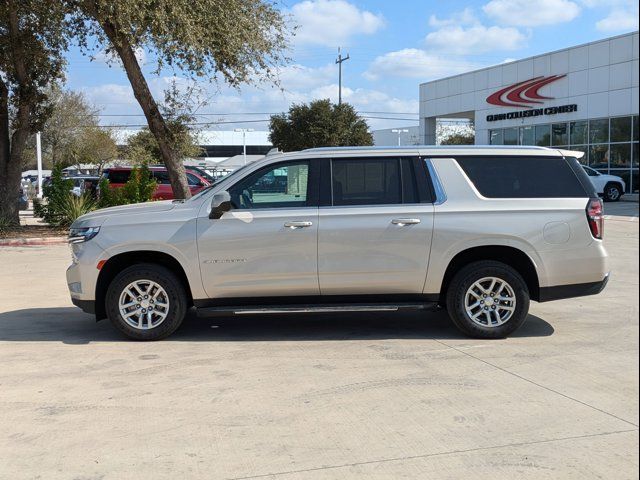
[486, 75, 566, 108]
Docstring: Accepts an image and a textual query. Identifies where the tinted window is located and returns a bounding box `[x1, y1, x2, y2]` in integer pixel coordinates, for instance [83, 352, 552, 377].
[332, 158, 401, 206]
[106, 170, 131, 184]
[186, 173, 201, 186]
[229, 161, 310, 209]
[456, 156, 588, 198]
[153, 171, 171, 184]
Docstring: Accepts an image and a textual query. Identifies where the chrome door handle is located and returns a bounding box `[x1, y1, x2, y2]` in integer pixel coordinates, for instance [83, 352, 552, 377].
[392, 218, 421, 226]
[284, 221, 313, 229]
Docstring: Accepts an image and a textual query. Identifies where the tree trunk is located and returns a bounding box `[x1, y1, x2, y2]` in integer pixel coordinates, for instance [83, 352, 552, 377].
[98, 20, 191, 200]
[0, 7, 37, 224]
[0, 80, 19, 223]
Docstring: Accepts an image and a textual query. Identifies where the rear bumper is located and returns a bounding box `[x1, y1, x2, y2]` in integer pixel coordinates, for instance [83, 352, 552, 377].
[538, 272, 610, 302]
[71, 297, 96, 315]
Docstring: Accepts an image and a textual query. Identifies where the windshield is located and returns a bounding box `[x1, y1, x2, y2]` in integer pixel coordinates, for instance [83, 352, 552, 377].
[188, 163, 254, 201]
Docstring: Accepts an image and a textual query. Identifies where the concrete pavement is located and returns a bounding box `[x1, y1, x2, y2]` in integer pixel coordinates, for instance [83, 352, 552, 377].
[0, 219, 638, 479]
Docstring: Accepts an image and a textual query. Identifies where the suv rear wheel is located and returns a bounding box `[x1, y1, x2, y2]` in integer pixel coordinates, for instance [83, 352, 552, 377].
[105, 263, 188, 340]
[446, 261, 530, 338]
[603, 182, 622, 202]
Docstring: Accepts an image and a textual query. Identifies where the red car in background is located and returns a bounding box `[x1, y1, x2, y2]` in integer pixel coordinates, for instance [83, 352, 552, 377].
[101, 166, 211, 200]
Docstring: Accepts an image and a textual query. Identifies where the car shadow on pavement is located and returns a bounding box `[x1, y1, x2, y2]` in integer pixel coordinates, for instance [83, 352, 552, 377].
[0, 307, 554, 344]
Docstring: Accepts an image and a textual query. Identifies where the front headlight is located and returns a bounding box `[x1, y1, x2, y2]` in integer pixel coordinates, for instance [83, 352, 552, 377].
[68, 226, 100, 244]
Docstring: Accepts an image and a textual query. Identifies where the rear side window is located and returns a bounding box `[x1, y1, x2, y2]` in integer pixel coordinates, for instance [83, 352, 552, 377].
[331, 158, 401, 206]
[456, 156, 588, 198]
[105, 170, 131, 184]
[153, 171, 171, 184]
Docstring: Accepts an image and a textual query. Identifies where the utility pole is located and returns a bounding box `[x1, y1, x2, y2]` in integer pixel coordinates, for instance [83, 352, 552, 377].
[335, 47, 350, 105]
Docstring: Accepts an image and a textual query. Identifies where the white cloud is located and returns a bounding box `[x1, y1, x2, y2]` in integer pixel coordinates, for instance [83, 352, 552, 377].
[425, 24, 527, 54]
[364, 49, 480, 81]
[82, 71, 417, 131]
[290, 0, 385, 46]
[483, 0, 581, 26]
[274, 63, 335, 91]
[428, 8, 476, 27]
[592, 0, 639, 32]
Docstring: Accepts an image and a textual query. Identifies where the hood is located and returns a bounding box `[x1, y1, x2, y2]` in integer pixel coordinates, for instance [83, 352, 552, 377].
[73, 200, 176, 227]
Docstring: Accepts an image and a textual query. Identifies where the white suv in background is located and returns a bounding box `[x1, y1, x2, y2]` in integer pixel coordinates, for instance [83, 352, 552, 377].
[582, 165, 626, 202]
[66, 146, 610, 340]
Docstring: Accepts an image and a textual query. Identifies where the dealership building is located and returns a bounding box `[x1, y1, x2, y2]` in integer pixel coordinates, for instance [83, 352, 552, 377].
[419, 31, 639, 193]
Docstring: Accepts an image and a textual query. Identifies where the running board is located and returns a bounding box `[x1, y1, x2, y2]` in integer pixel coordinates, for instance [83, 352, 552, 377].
[196, 302, 437, 317]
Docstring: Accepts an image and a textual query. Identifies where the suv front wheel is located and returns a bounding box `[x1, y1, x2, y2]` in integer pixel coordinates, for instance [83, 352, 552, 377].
[446, 261, 530, 338]
[105, 263, 188, 340]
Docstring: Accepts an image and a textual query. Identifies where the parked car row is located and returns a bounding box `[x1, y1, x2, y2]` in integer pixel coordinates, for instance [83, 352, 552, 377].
[100, 166, 212, 200]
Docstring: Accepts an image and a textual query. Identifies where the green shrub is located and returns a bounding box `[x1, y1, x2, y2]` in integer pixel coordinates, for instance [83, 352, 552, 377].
[0, 215, 16, 234]
[34, 164, 99, 227]
[57, 193, 96, 226]
[98, 163, 157, 208]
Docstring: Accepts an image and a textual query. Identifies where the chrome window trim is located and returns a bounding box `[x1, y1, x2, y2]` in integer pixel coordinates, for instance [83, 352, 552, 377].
[425, 159, 447, 205]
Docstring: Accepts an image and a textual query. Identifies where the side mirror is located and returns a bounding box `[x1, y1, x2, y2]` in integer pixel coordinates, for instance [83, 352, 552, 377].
[209, 191, 232, 219]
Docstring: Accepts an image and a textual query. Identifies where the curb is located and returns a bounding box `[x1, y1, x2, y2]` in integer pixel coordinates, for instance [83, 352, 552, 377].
[0, 236, 67, 247]
[604, 215, 639, 222]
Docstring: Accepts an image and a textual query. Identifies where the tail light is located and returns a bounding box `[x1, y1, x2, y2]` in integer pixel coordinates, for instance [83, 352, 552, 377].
[586, 198, 604, 239]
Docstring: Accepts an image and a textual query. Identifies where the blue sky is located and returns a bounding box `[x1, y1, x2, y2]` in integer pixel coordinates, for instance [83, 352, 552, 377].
[63, 0, 639, 131]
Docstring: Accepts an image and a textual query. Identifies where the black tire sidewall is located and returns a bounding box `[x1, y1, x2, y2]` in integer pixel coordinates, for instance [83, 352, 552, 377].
[446, 261, 530, 338]
[106, 263, 187, 340]
[604, 183, 621, 202]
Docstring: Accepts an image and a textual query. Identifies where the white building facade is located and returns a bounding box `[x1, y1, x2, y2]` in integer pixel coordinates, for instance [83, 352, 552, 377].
[419, 31, 639, 193]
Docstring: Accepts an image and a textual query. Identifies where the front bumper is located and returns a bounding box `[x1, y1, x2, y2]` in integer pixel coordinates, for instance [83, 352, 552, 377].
[538, 272, 610, 302]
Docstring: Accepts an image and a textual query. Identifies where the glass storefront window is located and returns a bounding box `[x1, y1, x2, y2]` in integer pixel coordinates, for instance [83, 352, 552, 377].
[633, 143, 639, 167]
[503, 127, 518, 145]
[610, 143, 631, 167]
[490, 130, 503, 145]
[589, 144, 609, 169]
[610, 117, 632, 143]
[570, 121, 588, 145]
[631, 169, 639, 193]
[589, 118, 609, 144]
[634, 116, 639, 142]
[519, 126, 534, 145]
[552, 123, 568, 145]
[535, 124, 551, 146]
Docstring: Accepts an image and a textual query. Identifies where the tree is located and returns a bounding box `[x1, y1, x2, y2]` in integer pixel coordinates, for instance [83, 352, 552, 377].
[23, 86, 118, 171]
[40, 86, 99, 167]
[0, 1, 67, 223]
[72, 126, 118, 173]
[70, 0, 289, 199]
[269, 100, 373, 152]
[125, 81, 205, 164]
[437, 122, 475, 145]
[440, 132, 475, 145]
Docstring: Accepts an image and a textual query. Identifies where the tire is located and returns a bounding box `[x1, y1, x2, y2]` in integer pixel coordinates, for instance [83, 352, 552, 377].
[105, 263, 188, 341]
[445, 260, 530, 339]
[603, 183, 622, 202]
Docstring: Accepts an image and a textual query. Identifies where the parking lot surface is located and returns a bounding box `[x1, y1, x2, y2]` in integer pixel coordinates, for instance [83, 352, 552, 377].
[0, 216, 638, 479]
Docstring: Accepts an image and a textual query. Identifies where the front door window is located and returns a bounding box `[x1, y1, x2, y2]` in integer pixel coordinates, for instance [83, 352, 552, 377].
[228, 161, 310, 209]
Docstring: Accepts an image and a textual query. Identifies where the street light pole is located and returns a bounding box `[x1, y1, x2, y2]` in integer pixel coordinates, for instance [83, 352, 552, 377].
[391, 129, 409, 146]
[36, 131, 43, 199]
[234, 128, 255, 165]
[335, 47, 350, 105]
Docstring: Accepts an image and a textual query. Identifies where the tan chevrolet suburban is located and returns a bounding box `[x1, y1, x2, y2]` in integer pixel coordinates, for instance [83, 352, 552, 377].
[67, 146, 609, 340]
